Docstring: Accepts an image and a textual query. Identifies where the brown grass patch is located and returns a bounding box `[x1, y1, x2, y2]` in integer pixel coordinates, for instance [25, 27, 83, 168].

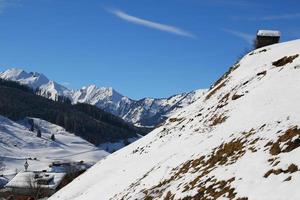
[183, 177, 237, 200]
[284, 176, 292, 182]
[270, 126, 300, 155]
[216, 93, 230, 109]
[169, 118, 183, 123]
[208, 139, 246, 166]
[257, 70, 267, 76]
[163, 191, 175, 200]
[272, 54, 299, 67]
[264, 168, 283, 178]
[144, 195, 154, 200]
[138, 138, 246, 199]
[232, 94, 244, 100]
[211, 114, 228, 126]
[264, 164, 298, 178]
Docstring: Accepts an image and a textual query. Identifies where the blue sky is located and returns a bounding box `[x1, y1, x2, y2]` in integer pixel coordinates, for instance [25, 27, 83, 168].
[0, 0, 299, 99]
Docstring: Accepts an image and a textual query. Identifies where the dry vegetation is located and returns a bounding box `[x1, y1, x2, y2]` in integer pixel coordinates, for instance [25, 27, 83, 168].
[182, 177, 237, 200]
[231, 94, 244, 101]
[210, 114, 228, 126]
[169, 118, 183, 123]
[269, 126, 300, 155]
[137, 138, 247, 199]
[256, 70, 267, 76]
[264, 164, 298, 178]
[216, 93, 230, 109]
[272, 54, 299, 67]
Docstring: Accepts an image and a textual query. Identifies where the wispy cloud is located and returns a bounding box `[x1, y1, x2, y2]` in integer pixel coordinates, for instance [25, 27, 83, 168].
[232, 13, 300, 21]
[221, 28, 254, 44]
[61, 82, 71, 87]
[107, 8, 196, 38]
[0, 0, 20, 13]
[0, 0, 7, 13]
[208, 0, 258, 7]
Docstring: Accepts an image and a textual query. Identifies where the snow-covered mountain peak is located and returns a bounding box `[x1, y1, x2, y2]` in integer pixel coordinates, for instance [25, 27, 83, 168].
[0, 67, 207, 127]
[73, 85, 123, 104]
[37, 80, 73, 100]
[0, 68, 49, 89]
[0, 68, 30, 80]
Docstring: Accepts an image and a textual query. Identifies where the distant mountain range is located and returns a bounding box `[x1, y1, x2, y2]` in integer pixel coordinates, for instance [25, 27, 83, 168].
[0, 68, 207, 127]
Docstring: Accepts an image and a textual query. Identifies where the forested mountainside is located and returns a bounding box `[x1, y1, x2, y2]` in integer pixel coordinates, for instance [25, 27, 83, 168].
[0, 79, 145, 145]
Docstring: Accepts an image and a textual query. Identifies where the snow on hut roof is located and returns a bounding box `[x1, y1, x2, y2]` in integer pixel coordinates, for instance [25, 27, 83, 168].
[5, 171, 66, 190]
[257, 30, 281, 37]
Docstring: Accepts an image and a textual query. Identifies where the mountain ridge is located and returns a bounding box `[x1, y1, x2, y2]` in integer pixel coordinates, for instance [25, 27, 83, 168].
[0, 68, 207, 127]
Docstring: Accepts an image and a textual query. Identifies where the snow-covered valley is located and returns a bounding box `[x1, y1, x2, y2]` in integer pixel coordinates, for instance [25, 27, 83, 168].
[0, 115, 109, 186]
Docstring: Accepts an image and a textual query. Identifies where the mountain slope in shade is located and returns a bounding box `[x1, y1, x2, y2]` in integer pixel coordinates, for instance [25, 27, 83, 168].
[0, 115, 108, 182]
[49, 39, 300, 200]
[0, 68, 207, 127]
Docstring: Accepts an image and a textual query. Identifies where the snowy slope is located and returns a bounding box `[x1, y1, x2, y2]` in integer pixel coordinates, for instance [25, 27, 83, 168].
[0, 68, 207, 127]
[0, 115, 108, 181]
[50, 39, 300, 200]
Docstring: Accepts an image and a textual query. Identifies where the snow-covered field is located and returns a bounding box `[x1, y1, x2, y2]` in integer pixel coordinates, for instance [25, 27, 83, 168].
[49, 39, 300, 200]
[0, 116, 108, 182]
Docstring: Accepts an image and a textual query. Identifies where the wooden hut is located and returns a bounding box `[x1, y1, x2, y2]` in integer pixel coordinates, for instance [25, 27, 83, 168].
[255, 30, 280, 49]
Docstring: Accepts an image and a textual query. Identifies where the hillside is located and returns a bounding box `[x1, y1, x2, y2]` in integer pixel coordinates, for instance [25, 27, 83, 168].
[0, 79, 142, 145]
[0, 69, 207, 127]
[0, 115, 109, 183]
[49, 39, 300, 200]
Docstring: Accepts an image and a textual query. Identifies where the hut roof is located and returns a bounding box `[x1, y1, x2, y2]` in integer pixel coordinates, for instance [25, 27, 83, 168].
[5, 171, 66, 190]
[257, 30, 281, 37]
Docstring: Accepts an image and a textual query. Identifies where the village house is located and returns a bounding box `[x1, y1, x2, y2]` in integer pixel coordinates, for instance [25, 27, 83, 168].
[4, 171, 66, 199]
[1, 160, 91, 199]
[255, 30, 281, 49]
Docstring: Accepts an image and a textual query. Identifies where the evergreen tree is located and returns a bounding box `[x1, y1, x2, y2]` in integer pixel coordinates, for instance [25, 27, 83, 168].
[50, 134, 55, 141]
[37, 129, 41, 138]
[28, 119, 34, 132]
